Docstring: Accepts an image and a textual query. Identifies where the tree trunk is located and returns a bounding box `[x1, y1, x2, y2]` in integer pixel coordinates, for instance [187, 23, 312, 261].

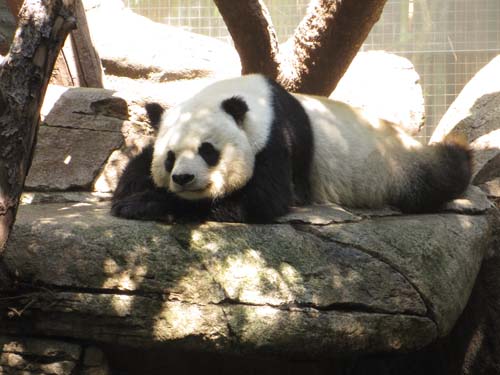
[215, 0, 388, 95]
[214, 0, 280, 78]
[282, 0, 388, 95]
[0, 0, 76, 253]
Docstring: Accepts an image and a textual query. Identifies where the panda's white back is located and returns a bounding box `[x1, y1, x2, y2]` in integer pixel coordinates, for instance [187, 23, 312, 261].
[294, 94, 423, 208]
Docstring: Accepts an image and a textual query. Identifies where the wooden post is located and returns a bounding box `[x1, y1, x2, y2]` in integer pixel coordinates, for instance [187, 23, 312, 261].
[52, 0, 104, 87]
[69, 0, 103, 87]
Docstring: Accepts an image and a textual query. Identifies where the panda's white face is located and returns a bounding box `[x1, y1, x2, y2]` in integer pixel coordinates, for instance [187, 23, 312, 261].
[151, 100, 255, 200]
[150, 75, 274, 200]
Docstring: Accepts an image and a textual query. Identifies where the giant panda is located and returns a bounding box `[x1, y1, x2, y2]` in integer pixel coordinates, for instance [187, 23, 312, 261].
[111, 74, 471, 223]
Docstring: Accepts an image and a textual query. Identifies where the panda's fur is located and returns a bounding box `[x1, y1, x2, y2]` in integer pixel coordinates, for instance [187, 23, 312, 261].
[112, 74, 471, 223]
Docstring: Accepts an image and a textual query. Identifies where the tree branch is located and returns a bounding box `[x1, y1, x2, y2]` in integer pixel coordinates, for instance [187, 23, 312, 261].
[216, 0, 387, 95]
[214, 0, 280, 77]
[280, 0, 388, 95]
[0, 0, 76, 252]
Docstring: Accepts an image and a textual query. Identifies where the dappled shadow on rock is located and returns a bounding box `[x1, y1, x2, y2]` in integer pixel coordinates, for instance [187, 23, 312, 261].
[0, 197, 496, 375]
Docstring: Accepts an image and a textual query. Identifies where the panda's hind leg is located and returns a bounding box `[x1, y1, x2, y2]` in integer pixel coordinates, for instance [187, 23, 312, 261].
[394, 138, 472, 213]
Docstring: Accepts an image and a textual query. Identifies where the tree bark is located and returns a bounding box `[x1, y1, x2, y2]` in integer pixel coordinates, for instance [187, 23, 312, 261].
[282, 0, 388, 95]
[216, 0, 388, 95]
[0, 0, 76, 253]
[214, 0, 280, 78]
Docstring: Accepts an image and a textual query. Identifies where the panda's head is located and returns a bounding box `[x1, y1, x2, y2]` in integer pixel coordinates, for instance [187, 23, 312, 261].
[147, 95, 258, 200]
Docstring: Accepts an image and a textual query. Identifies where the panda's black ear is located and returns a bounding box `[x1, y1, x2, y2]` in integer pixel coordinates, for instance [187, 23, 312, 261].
[221, 96, 249, 126]
[145, 102, 165, 130]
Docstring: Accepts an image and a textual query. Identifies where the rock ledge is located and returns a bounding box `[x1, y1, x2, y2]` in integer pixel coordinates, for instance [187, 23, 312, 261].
[1, 196, 495, 360]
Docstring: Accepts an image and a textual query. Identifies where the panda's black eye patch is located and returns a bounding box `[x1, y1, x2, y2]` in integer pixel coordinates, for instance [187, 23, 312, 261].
[198, 142, 220, 167]
[165, 151, 176, 172]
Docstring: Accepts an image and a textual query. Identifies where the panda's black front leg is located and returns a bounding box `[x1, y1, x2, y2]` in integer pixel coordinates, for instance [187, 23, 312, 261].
[111, 145, 177, 221]
[111, 189, 176, 221]
[207, 179, 292, 224]
[208, 195, 249, 223]
[208, 147, 294, 223]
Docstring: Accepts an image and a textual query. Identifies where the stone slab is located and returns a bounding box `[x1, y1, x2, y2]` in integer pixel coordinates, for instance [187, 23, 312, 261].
[313, 214, 491, 336]
[26, 125, 123, 191]
[2, 202, 494, 357]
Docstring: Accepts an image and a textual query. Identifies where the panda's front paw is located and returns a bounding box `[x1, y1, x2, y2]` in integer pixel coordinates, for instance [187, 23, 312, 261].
[110, 193, 174, 222]
[110, 199, 143, 220]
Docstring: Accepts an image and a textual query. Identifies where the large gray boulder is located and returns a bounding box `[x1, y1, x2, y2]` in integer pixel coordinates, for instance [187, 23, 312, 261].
[331, 51, 425, 136]
[82, 0, 240, 82]
[431, 55, 500, 144]
[470, 130, 500, 184]
[430, 55, 500, 190]
[27, 86, 131, 191]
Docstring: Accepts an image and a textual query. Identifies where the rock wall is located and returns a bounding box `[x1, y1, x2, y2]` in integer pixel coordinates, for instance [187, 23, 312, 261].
[430, 55, 500, 206]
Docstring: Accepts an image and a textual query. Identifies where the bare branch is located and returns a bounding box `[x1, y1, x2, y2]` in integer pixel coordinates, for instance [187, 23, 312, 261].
[0, 0, 77, 252]
[214, 0, 280, 77]
[280, 0, 388, 95]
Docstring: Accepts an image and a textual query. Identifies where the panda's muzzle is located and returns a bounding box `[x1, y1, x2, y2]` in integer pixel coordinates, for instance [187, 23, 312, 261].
[171, 173, 211, 197]
[172, 173, 195, 186]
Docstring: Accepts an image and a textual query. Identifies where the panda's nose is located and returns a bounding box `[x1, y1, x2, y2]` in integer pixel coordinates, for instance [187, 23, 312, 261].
[172, 173, 195, 186]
